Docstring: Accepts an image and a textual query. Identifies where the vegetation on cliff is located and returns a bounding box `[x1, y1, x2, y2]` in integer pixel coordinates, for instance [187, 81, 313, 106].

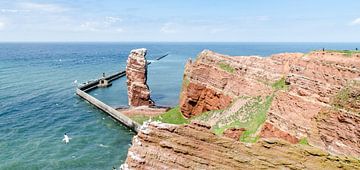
[190, 94, 274, 143]
[323, 50, 360, 56]
[129, 114, 151, 124]
[191, 77, 290, 143]
[191, 109, 223, 122]
[299, 138, 309, 145]
[217, 61, 235, 73]
[272, 77, 289, 91]
[153, 106, 189, 124]
[331, 81, 360, 113]
[129, 106, 189, 125]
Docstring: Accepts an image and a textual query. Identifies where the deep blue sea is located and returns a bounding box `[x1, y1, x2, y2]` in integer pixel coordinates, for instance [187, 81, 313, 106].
[1, 42, 359, 169]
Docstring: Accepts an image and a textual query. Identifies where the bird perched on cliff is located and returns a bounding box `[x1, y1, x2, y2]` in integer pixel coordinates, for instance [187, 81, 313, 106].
[62, 133, 71, 144]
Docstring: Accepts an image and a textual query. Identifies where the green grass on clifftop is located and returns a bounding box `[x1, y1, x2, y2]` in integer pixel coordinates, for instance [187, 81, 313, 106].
[272, 77, 289, 91]
[331, 81, 360, 113]
[320, 50, 360, 57]
[129, 106, 189, 125]
[218, 61, 235, 74]
[212, 95, 274, 143]
[153, 106, 189, 124]
[299, 138, 309, 145]
[332, 87, 351, 109]
[129, 114, 151, 124]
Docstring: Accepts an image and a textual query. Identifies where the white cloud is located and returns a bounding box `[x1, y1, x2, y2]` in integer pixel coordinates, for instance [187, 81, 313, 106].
[105, 17, 122, 23]
[80, 21, 100, 31]
[103, 16, 122, 27]
[18, 2, 67, 13]
[350, 18, 360, 26]
[0, 21, 5, 30]
[115, 28, 124, 32]
[1, 9, 22, 13]
[160, 22, 178, 33]
[80, 17, 123, 32]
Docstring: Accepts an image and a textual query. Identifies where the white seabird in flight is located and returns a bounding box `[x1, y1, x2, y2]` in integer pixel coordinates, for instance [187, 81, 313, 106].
[62, 133, 71, 144]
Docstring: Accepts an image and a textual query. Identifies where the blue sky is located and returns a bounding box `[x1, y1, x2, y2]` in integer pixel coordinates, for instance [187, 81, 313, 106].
[0, 0, 359, 42]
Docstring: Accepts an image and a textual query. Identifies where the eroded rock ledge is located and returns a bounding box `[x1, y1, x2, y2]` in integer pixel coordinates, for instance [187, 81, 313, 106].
[122, 122, 360, 169]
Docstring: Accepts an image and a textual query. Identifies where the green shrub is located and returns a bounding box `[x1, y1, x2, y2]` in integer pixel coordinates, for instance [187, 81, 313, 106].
[191, 109, 223, 122]
[153, 106, 189, 124]
[272, 77, 288, 91]
[218, 61, 235, 73]
[321, 50, 360, 57]
[332, 87, 350, 109]
[212, 95, 274, 142]
[129, 114, 151, 124]
[299, 137, 309, 145]
[129, 106, 189, 125]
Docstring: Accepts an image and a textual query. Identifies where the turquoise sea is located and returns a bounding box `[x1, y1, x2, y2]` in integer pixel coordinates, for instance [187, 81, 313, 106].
[1, 42, 359, 169]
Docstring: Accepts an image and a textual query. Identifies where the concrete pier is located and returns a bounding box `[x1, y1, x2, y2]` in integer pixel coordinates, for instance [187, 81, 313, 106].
[76, 88, 140, 132]
[76, 70, 140, 132]
[79, 71, 126, 92]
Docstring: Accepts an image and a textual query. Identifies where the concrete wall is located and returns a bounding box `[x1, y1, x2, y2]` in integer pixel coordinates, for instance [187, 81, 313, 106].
[76, 88, 140, 132]
[79, 71, 126, 92]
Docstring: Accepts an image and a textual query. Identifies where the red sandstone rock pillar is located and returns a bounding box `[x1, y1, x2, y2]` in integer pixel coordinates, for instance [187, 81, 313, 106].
[126, 48, 154, 107]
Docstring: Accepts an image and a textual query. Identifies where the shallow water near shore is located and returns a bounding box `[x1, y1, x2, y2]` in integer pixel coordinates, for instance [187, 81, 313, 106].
[1, 42, 359, 169]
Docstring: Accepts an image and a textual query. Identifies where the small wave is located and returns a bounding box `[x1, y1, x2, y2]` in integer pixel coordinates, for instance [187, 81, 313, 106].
[98, 144, 109, 148]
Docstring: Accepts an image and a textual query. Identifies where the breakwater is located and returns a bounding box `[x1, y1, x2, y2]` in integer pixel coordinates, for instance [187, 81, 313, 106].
[76, 71, 140, 132]
[79, 71, 126, 92]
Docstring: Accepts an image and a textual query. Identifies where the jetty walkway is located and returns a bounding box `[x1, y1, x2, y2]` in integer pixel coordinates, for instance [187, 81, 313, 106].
[76, 71, 141, 132]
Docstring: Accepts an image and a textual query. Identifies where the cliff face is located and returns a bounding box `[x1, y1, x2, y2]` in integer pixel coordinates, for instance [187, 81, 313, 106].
[180, 50, 360, 157]
[123, 50, 360, 169]
[122, 122, 360, 169]
[126, 48, 154, 107]
[179, 50, 296, 117]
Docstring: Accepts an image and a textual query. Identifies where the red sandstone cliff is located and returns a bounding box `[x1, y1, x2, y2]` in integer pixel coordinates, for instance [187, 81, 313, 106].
[123, 50, 360, 169]
[122, 122, 360, 169]
[180, 50, 360, 157]
[126, 48, 154, 107]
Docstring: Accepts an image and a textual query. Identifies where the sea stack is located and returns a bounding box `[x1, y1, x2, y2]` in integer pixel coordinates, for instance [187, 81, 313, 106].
[126, 48, 154, 107]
